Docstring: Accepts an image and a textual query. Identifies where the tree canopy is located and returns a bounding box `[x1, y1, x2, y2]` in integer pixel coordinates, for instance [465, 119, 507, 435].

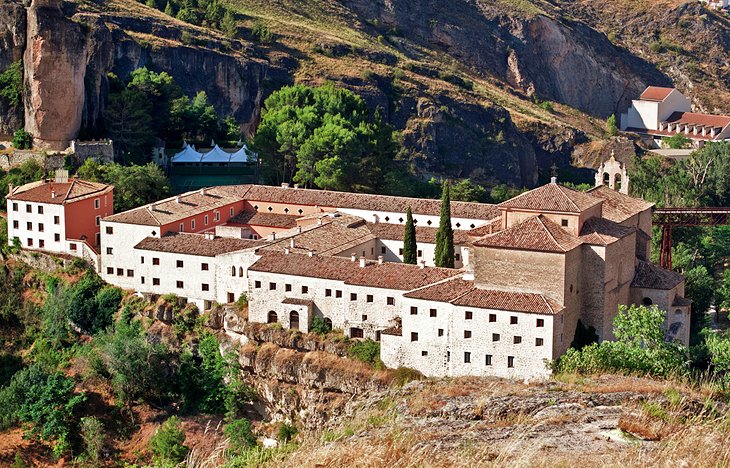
[402, 207, 417, 265]
[434, 181, 455, 268]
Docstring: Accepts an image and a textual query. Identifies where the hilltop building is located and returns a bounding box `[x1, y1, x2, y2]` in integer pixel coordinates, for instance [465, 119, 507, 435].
[620, 86, 730, 147]
[6, 171, 113, 270]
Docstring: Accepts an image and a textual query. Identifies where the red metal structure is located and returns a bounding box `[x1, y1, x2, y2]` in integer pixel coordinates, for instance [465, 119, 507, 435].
[653, 208, 730, 269]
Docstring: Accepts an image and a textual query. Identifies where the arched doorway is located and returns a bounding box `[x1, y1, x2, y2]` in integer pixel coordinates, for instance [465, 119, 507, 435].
[290, 311, 300, 330]
[267, 311, 278, 323]
[324, 317, 333, 331]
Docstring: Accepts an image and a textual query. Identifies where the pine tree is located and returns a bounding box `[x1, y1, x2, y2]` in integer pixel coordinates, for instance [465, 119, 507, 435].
[434, 181, 455, 268]
[164, 1, 174, 16]
[402, 207, 417, 264]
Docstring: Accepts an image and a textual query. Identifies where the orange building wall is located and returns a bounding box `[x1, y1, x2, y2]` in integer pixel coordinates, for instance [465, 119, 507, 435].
[64, 190, 114, 249]
[160, 200, 246, 236]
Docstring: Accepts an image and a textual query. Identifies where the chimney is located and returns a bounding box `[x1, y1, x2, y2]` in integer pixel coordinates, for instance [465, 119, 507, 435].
[290, 238, 295, 249]
[308, 250, 315, 257]
[293, 184, 300, 189]
[463, 270, 475, 281]
[359, 257, 366, 268]
[351, 253, 357, 262]
[317, 218, 323, 226]
[372, 214, 379, 224]
[55, 169, 69, 184]
[204, 232, 215, 240]
[281, 183, 290, 189]
[418, 260, 426, 269]
[51, 190, 56, 199]
[550, 176, 557, 184]
[268, 233, 276, 241]
[175, 196, 181, 203]
[148, 203, 155, 212]
[7, 183, 13, 195]
[377, 255, 384, 265]
[200, 188, 207, 196]
[296, 226, 302, 233]
[284, 247, 290, 255]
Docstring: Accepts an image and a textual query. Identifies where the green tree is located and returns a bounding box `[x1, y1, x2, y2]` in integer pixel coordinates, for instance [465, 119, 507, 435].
[164, 1, 174, 16]
[310, 315, 332, 335]
[703, 329, 730, 385]
[77, 160, 171, 212]
[606, 114, 618, 136]
[663, 133, 692, 149]
[0, 61, 23, 108]
[220, 9, 237, 37]
[434, 181, 455, 268]
[103, 89, 155, 162]
[684, 265, 714, 342]
[149, 416, 189, 465]
[450, 178, 487, 202]
[489, 184, 526, 203]
[80, 416, 105, 465]
[12, 129, 32, 149]
[224, 419, 256, 456]
[402, 207, 417, 265]
[127, 67, 183, 137]
[251, 20, 272, 42]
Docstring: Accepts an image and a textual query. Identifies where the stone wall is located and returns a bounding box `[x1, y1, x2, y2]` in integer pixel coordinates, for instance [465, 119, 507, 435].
[0, 150, 65, 171]
[70, 139, 114, 164]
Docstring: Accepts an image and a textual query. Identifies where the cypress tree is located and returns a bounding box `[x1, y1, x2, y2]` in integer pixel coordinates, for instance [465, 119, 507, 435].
[435, 181, 455, 268]
[402, 207, 417, 264]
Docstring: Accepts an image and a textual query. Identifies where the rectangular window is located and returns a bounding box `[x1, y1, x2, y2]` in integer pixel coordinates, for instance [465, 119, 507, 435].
[465, 311, 473, 320]
[53, 216, 59, 225]
[214, 212, 220, 221]
[269, 282, 276, 290]
[153, 258, 160, 265]
[141, 257, 145, 264]
[106, 226, 113, 235]
[141, 277, 145, 284]
[350, 327, 364, 339]
[336, 290, 342, 298]
[381, 246, 386, 254]
[430, 309, 437, 317]
[26, 222, 32, 230]
[38, 223, 44, 232]
[254, 280, 261, 288]
[12, 220, 18, 229]
[514, 336, 522, 344]
[325, 289, 332, 297]
[361, 314, 367, 321]
[94, 199, 100, 209]
[27, 238, 33, 246]
[95, 216, 100, 226]
[447, 351, 450, 362]
[464, 330, 472, 338]
[69, 243, 77, 251]
[455, 254, 460, 261]
[127, 269, 134, 277]
[285, 284, 292, 292]
[25, 205, 31, 213]
[37, 205, 44, 214]
[492, 333, 500, 342]
[204, 215, 209, 225]
[116, 268, 123, 276]
[464, 352, 471, 363]
[153, 278, 160, 286]
[438, 328, 444, 337]
[230, 207, 234, 217]
[536, 338, 544, 346]
[399, 248, 403, 255]
[54, 233, 60, 242]
[421, 350, 428, 356]
[106, 247, 113, 255]
[510, 316, 518, 325]
[191, 219, 196, 230]
[176, 281, 184, 288]
[202, 283, 210, 291]
[561, 219, 568, 227]
[410, 306, 418, 315]
[387, 297, 395, 306]
[302, 285, 309, 294]
[201, 263, 209, 271]
[485, 354, 492, 366]
[176, 260, 184, 268]
[366, 294, 373, 303]
[507, 356, 515, 368]
[489, 313, 496, 322]
[12, 202, 17, 211]
[350, 293, 357, 301]
[536, 318, 545, 327]
[410, 332, 418, 342]
[417, 250, 422, 257]
[38, 239, 45, 248]
[179, 223, 184, 232]
[106, 267, 113, 274]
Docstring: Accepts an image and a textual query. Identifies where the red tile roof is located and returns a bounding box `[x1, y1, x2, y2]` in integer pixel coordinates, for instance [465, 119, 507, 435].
[405, 278, 564, 315]
[473, 215, 583, 253]
[229, 211, 300, 229]
[134, 233, 262, 257]
[466, 217, 503, 237]
[282, 298, 314, 306]
[639, 86, 675, 102]
[579, 217, 636, 246]
[497, 183, 602, 213]
[631, 261, 684, 290]
[8, 179, 112, 205]
[587, 186, 653, 223]
[249, 252, 460, 290]
[367, 222, 471, 245]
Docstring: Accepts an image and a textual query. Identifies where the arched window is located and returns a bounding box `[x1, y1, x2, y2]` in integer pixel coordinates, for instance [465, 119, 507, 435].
[603, 172, 610, 185]
[267, 311, 278, 323]
[615, 173, 622, 190]
[239, 266, 244, 277]
[290, 311, 300, 330]
[642, 297, 653, 306]
[231, 266, 236, 276]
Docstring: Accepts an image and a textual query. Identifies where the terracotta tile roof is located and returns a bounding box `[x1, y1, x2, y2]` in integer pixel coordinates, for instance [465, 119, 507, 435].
[261, 217, 375, 256]
[473, 215, 583, 253]
[8, 178, 112, 205]
[242, 185, 500, 220]
[406, 278, 564, 315]
[134, 232, 262, 257]
[229, 211, 299, 229]
[579, 217, 636, 246]
[466, 217, 503, 237]
[497, 183, 602, 213]
[367, 222, 470, 245]
[104, 185, 250, 226]
[249, 252, 460, 290]
[663, 111, 730, 130]
[639, 86, 675, 102]
[282, 298, 313, 306]
[631, 261, 684, 290]
[587, 186, 653, 223]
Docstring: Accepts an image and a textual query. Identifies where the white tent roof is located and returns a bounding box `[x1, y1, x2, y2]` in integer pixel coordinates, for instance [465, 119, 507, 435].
[229, 144, 253, 163]
[200, 145, 232, 163]
[172, 145, 203, 163]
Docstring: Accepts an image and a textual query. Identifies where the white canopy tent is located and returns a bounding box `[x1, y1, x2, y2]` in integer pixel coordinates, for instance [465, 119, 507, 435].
[171, 145, 203, 163]
[229, 144, 255, 163]
[200, 145, 232, 163]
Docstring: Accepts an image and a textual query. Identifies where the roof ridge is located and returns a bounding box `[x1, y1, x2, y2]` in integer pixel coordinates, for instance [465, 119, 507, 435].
[535, 215, 564, 251]
[558, 185, 580, 211]
[405, 273, 466, 296]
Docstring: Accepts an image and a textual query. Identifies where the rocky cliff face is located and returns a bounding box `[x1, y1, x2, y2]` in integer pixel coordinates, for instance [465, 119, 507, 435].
[0, 0, 25, 135]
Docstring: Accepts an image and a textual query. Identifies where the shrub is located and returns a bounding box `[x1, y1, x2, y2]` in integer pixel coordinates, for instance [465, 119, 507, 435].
[606, 114, 618, 136]
[225, 418, 256, 456]
[278, 422, 297, 442]
[149, 416, 189, 465]
[390, 367, 424, 386]
[251, 20, 272, 43]
[80, 416, 105, 464]
[663, 133, 691, 149]
[0, 61, 22, 108]
[310, 315, 332, 335]
[12, 129, 32, 149]
[348, 339, 382, 368]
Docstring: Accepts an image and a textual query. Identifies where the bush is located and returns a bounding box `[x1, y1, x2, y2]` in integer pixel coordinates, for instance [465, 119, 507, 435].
[225, 419, 256, 456]
[80, 416, 105, 464]
[348, 339, 382, 368]
[149, 416, 189, 465]
[606, 114, 618, 136]
[0, 61, 22, 108]
[12, 129, 32, 149]
[310, 315, 332, 335]
[390, 367, 424, 386]
[251, 20, 272, 43]
[278, 422, 297, 442]
[663, 133, 692, 149]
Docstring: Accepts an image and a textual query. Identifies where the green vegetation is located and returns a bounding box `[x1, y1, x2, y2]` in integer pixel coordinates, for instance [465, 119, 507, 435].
[450, 178, 488, 202]
[251, 20, 272, 42]
[0, 159, 45, 205]
[606, 114, 618, 136]
[76, 159, 170, 212]
[149, 416, 189, 466]
[253, 83, 400, 192]
[402, 207, 417, 265]
[0, 60, 23, 109]
[143, 0, 238, 38]
[310, 315, 332, 335]
[12, 129, 33, 150]
[278, 422, 298, 442]
[663, 133, 692, 149]
[348, 339, 382, 368]
[434, 181, 455, 268]
[225, 418, 257, 456]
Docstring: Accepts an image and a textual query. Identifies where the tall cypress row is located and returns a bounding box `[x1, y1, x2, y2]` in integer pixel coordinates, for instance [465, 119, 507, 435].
[403, 207, 417, 264]
[435, 181, 455, 268]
